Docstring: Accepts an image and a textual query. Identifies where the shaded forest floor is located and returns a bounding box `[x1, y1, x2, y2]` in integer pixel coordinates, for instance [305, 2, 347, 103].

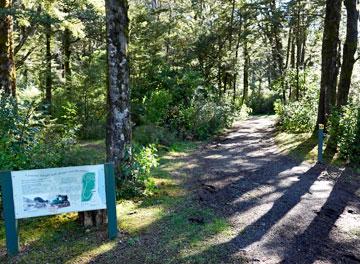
[1, 116, 360, 263]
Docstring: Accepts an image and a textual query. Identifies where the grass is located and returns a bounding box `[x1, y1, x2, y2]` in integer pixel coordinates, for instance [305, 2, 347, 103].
[275, 130, 356, 168]
[0, 140, 232, 264]
[275, 131, 318, 163]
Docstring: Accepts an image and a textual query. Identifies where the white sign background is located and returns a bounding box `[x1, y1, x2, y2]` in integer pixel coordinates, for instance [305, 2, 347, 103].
[11, 165, 107, 219]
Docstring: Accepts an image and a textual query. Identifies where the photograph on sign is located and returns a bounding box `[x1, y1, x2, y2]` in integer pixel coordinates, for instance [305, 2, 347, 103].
[11, 165, 107, 219]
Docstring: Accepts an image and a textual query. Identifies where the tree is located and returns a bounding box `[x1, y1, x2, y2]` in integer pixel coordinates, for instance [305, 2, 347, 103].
[44, 19, 52, 113]
[337, 0, 358, 107]
[105, 0, 131, 176]
[317, 0, 342, 127]
[0, 0, 16, 96]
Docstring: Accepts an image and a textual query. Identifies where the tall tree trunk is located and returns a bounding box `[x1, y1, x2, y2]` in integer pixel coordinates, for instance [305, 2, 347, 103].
[326, 0, 359, 151]
[0, 0, 16, 96]
[337, 0, 358, 107]
[80, 0, 131, 228]
[63, 28, 72, 84]
[242, 40, 249, 105]
[45, 22, 52, 113]
[317, 0, 342, 128]
[106, 0, 131, 182]
[233, 30, 242, 103]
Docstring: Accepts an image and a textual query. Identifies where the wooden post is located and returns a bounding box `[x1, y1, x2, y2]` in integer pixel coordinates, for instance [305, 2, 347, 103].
[318, 124, 324, 163]
[0, 171, 19, 255]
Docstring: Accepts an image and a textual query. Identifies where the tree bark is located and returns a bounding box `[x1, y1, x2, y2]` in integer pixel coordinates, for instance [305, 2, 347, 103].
[0, 0, 16, 96]
[80, 0, 131, 228]
[105, 0, 131, 179]
[63, 27, 72, 84]
[337, 0, 358, 107]
[317, 0, 342, 127]
[45, 22, 52, 113]
[242, 40, 249, 105]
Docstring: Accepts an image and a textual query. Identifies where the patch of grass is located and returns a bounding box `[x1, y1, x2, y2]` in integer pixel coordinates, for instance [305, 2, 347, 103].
[63, 140, 106, 166]
[0, 139, 231, 264]
[275, 131, 350, 167]
[275, 131, 318, 163]
[169, 141, 200, 153]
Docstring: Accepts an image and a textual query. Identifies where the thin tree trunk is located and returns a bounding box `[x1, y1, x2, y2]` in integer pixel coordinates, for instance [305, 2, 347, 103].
[317, 0, 342, 128]
[0, 0, 16, 96]
[233, 30, 242, 103]
[242, 40, 249, 105]
[337, 0, 358, 107]
[63, 28, 72, 84]
[45, 22, 52, 113]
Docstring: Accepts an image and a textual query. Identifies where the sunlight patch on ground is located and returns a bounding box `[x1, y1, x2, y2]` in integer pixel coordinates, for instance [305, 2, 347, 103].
[204, 154, 225, 159]
[65, 241, 117, 264]
[117, 201, 165, 234]
[275, 132, 318, 163]
[177, 218, 234, 260]
[334, 206, 360, 239]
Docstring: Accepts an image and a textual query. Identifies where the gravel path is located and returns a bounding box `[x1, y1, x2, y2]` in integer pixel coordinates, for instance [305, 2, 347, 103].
[182, 116, 360, 263]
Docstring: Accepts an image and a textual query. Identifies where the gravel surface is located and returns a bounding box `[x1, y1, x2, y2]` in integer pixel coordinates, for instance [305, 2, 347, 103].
[181, 116, 360, 264]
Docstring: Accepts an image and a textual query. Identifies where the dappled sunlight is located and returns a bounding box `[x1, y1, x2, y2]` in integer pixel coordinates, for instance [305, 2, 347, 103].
[178, 224, 237, 261]
[204, 154, 227, 159]
[334, 206, 360, 238]
[117, 200, 167, 235]
[66, 241, 117, 264]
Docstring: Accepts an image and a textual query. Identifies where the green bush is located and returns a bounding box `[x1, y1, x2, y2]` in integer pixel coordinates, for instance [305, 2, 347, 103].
[133, 125, 176, 146]
[248, 93, 277, 115]
[144, 90, 173, 125]
[118, 144, 159, 198]
[275, 85, 319, 133]
[168, 100, 234, 140]
[0, 94, 77, 171]
[328, 104, 360, 164]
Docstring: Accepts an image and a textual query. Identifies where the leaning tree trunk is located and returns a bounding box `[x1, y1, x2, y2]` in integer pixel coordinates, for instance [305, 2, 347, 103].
[0, 0, 16, 96]
[337, 0, 358, 107]
[317, 0, 342, 128]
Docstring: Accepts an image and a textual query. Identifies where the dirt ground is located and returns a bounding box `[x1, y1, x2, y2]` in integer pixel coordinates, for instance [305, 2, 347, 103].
[178, 116, 360, 263]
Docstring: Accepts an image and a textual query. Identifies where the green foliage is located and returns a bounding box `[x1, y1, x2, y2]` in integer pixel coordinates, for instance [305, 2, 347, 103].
[248, 93, 277, 115]
[118, 144, 159, 198]
[328, 104, 360, 164]
[167, 96, 235, 140]
[0, 94, 77, 171]
[144, 90, 173, 124]
[275, 83, 319, 133]
[133, 125, 176, 146]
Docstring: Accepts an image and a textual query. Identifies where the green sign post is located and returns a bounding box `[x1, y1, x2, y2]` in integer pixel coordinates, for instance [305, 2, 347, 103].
[0, 163, 117, 256]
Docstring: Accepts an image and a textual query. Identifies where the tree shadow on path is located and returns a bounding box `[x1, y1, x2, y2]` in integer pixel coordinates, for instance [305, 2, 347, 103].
[281, 168, 360, 264]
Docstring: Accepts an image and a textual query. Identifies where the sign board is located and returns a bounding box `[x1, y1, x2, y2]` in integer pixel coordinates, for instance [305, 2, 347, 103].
[0, 163, 118, 256]
[11, 165, 107, 219]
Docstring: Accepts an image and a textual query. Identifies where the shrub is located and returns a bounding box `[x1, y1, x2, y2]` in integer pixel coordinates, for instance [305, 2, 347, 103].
[118, 144, 159, 198]
[133, 125, 176, 146]
[144, 90, 173, 125]
[248, 93, 277, 115]
[328, 104, 360, 164]
[275, 85, 319, 133]
[0, 94, 77, 171]
[166, 90, 237, 139]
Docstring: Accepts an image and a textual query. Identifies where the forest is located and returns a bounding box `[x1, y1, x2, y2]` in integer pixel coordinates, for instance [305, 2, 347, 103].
[0, 0, 360, 263]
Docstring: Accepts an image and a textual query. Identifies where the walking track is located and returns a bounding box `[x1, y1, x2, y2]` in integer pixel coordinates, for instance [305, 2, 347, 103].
[183, 116, 360, 263]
